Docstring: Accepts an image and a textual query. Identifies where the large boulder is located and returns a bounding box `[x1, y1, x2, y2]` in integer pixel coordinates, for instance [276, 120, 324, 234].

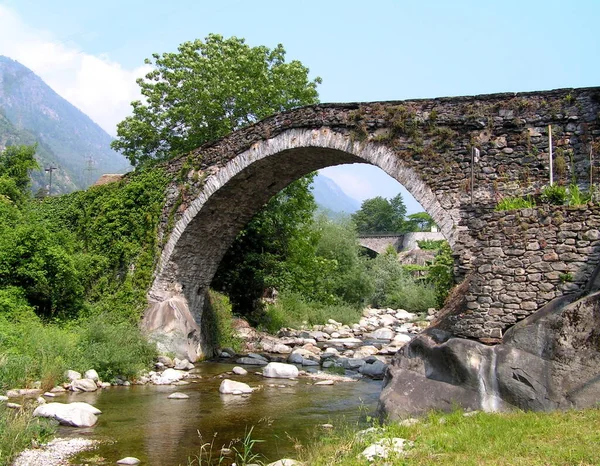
[379, 290, 600, 419]
[151, 368, 187, 385]
[263, 362, 299, 379]
[33, 402, 100, 427]
[70, 378, 98, 392]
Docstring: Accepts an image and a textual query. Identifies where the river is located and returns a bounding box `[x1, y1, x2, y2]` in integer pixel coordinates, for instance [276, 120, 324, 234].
[62, 361, 382, 465]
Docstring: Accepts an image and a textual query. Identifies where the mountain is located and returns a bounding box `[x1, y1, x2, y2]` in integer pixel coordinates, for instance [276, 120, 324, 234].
[0, 56, 130, 194]
[312, 174, 360, 215]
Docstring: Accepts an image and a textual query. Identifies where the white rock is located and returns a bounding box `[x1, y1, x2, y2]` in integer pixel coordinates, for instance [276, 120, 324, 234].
[33, 402, 100, 427]
[70, 378, 98, 392]
[0, 395, 8, 402]
[360, 438, 411, 460]
[267, 459, 303, 466]
[43, 392, 56, 398]
[167, 392, 190, 399]
[36, 396, 46, 404]
[50, 386, 66, 393]
[233, 366, 248, 375]
[314, 380, 334, 385]
[262, 362, 299, 379]
[174, 358, 195, 370]
[367, 328, 395, 340]
[83, 369, 99, 381]
[7, 402, 21, 409]
[219, 379, 253, 394]
[65, 370, 81, 381]
[151, 368, 187, 385]
[395, 309, 417, 321]
[393, 333, 413, 343]
[117, 457, 141, 465]
[68, 402, 102, 415]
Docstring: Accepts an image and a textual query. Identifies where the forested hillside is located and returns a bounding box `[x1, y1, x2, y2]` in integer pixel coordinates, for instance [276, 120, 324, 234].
[0, 56, 130, 194]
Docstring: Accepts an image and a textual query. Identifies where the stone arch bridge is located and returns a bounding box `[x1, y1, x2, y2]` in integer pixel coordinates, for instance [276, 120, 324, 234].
[141, 87, 600, 361]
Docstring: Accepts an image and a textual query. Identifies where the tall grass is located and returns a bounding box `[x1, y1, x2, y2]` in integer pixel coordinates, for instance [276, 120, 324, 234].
[0, 406, 55, 466]
[0, 313, 156, 391]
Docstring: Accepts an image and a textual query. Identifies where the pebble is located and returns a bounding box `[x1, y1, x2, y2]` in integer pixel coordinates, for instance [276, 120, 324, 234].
[12, 438, 98, 466]
[117, 457, 141, 465]
[167, 392, 190, 399]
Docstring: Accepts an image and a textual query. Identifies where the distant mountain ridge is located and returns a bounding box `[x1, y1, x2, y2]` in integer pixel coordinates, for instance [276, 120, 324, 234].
[312, 174, 360, 215]
[0, 56, 130, 193]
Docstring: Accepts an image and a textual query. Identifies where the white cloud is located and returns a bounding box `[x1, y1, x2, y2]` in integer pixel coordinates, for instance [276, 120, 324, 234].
[0, 5, 150, 135]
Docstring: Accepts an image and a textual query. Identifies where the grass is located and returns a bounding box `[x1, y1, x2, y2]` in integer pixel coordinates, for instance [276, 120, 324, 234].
[259, 291, 362, 333]
[297, 409, 600, 465]
[0, 405, 55, 466]
[495, 195, 536, 211]
[0, 313, 156, 391]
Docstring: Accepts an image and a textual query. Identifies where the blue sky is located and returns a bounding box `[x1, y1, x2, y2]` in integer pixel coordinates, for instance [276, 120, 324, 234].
[1, 0, 598, 212]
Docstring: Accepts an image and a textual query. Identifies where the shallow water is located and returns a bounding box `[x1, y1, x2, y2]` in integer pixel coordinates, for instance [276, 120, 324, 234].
[63, 361, 382, 465]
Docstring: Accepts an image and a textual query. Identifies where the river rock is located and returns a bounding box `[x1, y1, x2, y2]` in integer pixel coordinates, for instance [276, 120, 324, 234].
[314, 380, 334, 385]
[0, 395, 7, 402]
[236, 356, 268, 366]
[174, 358, 195, 370]
[6, 388, 43, 398]
[302, 359, 320, 366]
[360, 438, 411, 460]
[117, 457, 141, 465]
[51, 386, 67, 393]
[233, 366, 248, 375]
[151, 368, 187, 385]
[327, 337, 362, 348]
[65, 370, 81, 381]
[263, 362, 299, 379]
[395, 309, 417, 321]
[167, 392, 190, 399]
[71, 378, 98, 392]
[33, 402, 100, 427]
[340, 358, 366, 370]
[359, 360, 387, 379]
[158, 355, 175, 367]
[393, 333, 413, 344]
[84, 369, 99, 381]
[366, 328, 394, 340]
[353, 345, 379, 359]
[219, 379, 253, 394]
[267, 460, 303, 466]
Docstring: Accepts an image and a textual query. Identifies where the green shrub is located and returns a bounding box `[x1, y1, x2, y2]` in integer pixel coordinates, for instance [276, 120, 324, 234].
[567, 183, 591, 206]
[540, 184, 567, 205]
[417, 239, 447, 250]
[495, 195, 536, 211]
[203, 290, 242, 352]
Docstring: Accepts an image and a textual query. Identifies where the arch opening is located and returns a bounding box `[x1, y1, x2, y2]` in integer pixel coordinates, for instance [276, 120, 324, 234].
[145, 128, 460, 360]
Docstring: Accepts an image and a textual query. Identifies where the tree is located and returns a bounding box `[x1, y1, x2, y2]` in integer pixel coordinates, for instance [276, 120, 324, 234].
[0, 145, 39, 206]
[212, 174, 318, 314]
[112, 34, 322, 166]
[351, 193, 408, 233]
[405, 212, 436, 232]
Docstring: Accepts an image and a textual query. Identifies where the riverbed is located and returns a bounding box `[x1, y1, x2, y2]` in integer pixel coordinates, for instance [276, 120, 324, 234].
[62, 361, 382, 465]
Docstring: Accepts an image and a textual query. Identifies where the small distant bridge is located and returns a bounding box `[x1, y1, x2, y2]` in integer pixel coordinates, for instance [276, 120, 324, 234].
[358, 232, 445, 254]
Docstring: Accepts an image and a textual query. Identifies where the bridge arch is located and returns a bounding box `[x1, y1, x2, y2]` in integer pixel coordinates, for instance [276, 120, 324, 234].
[145, 127, 459, 359]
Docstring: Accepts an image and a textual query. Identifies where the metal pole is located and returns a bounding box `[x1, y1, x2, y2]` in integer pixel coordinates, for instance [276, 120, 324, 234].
[548, 125, 553, 186]
[471, 147, 479, 206]
[45, 166, 57, 195]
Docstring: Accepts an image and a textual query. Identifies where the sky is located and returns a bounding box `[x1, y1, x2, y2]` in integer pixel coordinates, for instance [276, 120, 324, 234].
[1, 0, 598, 213]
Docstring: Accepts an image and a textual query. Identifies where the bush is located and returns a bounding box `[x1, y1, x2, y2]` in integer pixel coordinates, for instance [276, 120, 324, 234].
[203, 290, 242, 352]
[540, 184, 567, 205]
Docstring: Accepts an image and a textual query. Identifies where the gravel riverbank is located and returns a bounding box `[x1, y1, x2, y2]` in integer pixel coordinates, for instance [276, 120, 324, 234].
[12, 437, 98, 466]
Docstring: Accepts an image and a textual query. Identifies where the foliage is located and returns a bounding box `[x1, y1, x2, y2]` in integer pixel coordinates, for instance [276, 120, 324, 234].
[112, 34, 321, 166]
[540, 184, 567, 205]
[0, 406, 55, 466]
[495, 195, 535, 211]
[417, 239, 446, 250]
[0, 145, 38, 206]
[427, 241, 455, 307]
[260, 291, 362, 333]
[405, 212, 437, 232]
[213, 174, 318, 314]
[351, 193, 408, 233]
[367, 250, 437, 312]
[298, 408, 600, 465]
[567, 183, 591, 206]
[203, 290, 242, 352]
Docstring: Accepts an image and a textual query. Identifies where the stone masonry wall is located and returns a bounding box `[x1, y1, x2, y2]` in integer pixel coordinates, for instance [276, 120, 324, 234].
[447, 204, 600, 339]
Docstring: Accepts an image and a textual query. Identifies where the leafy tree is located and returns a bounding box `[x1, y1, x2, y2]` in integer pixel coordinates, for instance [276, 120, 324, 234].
[406, 212, 436, 232]
[352, 193, 408, 233]
[0, 145, 39, 205]
[212, 174, 318, 314]
[112, 34, 321, 166]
